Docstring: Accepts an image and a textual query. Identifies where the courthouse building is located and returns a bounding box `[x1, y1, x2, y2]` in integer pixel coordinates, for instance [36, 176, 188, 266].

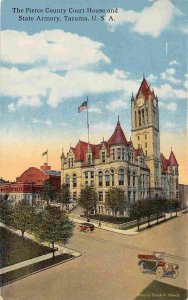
[60, 78, 179, 214]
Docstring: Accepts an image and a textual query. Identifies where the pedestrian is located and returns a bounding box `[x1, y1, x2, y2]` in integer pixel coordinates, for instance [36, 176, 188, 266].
[98, 220, 101, 228]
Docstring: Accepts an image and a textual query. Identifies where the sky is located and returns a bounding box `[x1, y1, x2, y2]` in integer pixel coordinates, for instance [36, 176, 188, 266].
[0, 0, 188, 183]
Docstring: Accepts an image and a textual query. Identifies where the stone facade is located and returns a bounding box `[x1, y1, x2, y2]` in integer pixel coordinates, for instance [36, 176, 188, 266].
[61, 78, 179, 215]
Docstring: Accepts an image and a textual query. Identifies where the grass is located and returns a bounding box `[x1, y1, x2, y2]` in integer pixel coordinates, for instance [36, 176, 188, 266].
[86, 214, 132, 224]
[0, 227, 52, 267]
[0, 253, 74, 286]
[135, 280, 187, 300]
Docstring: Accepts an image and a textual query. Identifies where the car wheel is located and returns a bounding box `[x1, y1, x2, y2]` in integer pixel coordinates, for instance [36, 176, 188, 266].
[86, 228, 90, 233]
[156, 266, 164, 279]
[139, 263, 144, 272]
[172, 269, 179, 279]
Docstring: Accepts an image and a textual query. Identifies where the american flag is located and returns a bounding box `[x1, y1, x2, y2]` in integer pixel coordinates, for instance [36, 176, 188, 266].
[42, 150, 48, 156]
[78, 101, 88, 113]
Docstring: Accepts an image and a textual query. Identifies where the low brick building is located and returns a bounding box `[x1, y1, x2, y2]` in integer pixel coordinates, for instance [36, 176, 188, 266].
[0, 164, 61, 206]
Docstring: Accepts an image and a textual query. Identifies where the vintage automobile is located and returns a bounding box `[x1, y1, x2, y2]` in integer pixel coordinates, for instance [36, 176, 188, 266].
[78, 223, 95, 233]
[138, 252, 179, 279]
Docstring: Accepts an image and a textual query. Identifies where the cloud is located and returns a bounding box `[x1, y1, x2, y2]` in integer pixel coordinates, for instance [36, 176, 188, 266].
[90, 122, 114, 134]
[163, 121, 180, 129]
[106, 99, 128, 111]
[159, 101, 177, 111]
[105, 0, 182, 37]
[147, 74, 157, 82]
[1, 30, 110, 71]
[180, 25, 188, 35]
[169, 60, 179, 66]
[160, 68, 181, 84]
[0, 67, 139, 107]
[31, 119, 52, 125]
[154, 83, 186, 99]
[183, 73, 188, 90]
[89, 107, 102, 114]
[17, 96, 43, 107]
[8, 103, 16, 112]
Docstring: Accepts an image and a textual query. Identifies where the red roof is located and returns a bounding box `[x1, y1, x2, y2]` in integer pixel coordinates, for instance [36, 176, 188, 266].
[161, 154, 170, 173]
[169, 151, 179, 166]
[107, 120, 128, 145]
[136, 78, 155, 100]
[134, 147, 143, 157]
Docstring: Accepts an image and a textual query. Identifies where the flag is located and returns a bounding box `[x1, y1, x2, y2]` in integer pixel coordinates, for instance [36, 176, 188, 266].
[42, 150, 48, 156]
[78, 100, 88, 113]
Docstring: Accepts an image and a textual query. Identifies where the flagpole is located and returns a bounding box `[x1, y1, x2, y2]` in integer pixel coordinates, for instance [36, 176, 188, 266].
[87, 96, 89, 151]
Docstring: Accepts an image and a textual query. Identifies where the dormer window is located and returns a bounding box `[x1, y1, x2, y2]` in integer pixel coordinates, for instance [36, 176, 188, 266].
[102, 151, 106, 163]
[117, 148, 121, 160]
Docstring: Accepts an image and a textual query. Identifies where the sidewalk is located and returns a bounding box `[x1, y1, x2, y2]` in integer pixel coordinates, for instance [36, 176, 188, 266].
[70, 212, 182, 236]
[0, 222, 81, 275]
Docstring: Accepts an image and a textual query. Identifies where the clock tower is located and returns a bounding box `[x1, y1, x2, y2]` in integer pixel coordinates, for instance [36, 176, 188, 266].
[131, 78, 162, 197]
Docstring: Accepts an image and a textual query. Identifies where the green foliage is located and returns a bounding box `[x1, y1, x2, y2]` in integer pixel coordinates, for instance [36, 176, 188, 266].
[11, 199, 33, 237]
[79, 186, 98, 215]
[169, 198, 180, 216]
[129, 200, 146, 230]
[105, 187, 125, 215]
[0, 198, 12, 224]
[41, 180, 57, 205]
[57, 183, 70, 205]
[35, 206, 74, 256]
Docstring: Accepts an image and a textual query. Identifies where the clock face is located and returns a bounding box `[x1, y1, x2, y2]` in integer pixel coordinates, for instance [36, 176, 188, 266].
[137, 97, 144, 107]
[153, 99, 157, 107]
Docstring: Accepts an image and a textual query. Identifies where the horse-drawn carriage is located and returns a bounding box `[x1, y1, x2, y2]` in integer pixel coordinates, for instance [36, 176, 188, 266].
[138, 252, 179, 279]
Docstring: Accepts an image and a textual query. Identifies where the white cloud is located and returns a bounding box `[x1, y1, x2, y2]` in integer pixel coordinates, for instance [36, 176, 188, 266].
[105, 0, 182, 37]
[160, 68, 181, 84]
[106, 99, 128, 111]
[183, 73, 188, 90]
[8, 103, 16, 112]
[17, 96, 43, 107]
[89, 107, 102, 114]
[90, 122, 114, 134]
[0, 67, 139, 107]
[160, 101, 177, 111]
[147, 74, 157, 82]
[169, 60, 179, 66]
[154, 83, 186, 99]
[163, 121, 180, 129]
[180, 25, 188, 35]
[31, 119, 52, 125]
[1, 30, 110, 71]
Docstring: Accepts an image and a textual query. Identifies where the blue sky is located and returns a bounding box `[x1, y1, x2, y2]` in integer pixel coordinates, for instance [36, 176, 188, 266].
[0, 0, 188, 182]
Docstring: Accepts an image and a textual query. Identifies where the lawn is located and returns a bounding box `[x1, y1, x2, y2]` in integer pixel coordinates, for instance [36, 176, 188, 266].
[0, 227, 52, 267]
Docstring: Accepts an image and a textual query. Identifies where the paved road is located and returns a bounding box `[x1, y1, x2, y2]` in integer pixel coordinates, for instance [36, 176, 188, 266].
[1, 214, 188, 300]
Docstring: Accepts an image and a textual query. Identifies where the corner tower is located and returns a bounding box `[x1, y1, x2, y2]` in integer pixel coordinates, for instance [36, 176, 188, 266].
[131, 78, 162, 197]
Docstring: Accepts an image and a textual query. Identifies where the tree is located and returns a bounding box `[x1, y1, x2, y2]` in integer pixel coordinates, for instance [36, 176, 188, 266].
[170, 198, 180, 217]
[35, 206, 74, 257]
[105, 187, 125, 216]
[143, 200, 154, 227]
[41, 180, 58, 205]
[129, 200, 146, 230]
[57, 183, 70, 205]
[79, 186, 97, 216]
[11, 199, 33, 237]
[152, 198, 164, 224]
[0, 197, 12, 224]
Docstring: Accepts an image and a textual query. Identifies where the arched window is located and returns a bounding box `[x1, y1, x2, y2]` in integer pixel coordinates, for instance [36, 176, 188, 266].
[73, 174, 77, 188]
[65, 174, 70, 187]
[118, 169, 124, 186]
[98, 171, 103, 187]
[128, 170, 131, 186]
[111, 169, 115, 186]
[105, 171, 110, 187]
[133, 171, 135, 187]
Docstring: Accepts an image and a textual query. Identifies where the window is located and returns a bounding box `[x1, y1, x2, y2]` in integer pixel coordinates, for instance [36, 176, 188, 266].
[85, 181, 88, 186]
[85, 172, 88, 179]
[98, 192, 103, 202]
[138, 110, 141, 126]
[145, 134, 147, 139]
[102, 151, 106, 163]
[91, 180, 94, 186]
[105, 171, 110, 187]
[65, 175, 70, 187]
[111, 169, 114, 186]
[98, 171, 103, 187]
[133, 191, 136, 202]
[135, 111, 137, 127]
[73, 174, 77, 188]
[88, 155, 91, 165]
[142, 109, 145, 125]
[128, 191, 131, 203]
[128, 171, 130, 187]
[91, 171, 94, 179]
[138, 136, 140, 141]
[105, 191, 109, 202]
[145, 150, 147, 156]
[122, 148, 125, 160]
[145, 142, 147, 148]
[73, 192, 77, 201]
[118, 169, 124, 186]
[117, 148, 121, 160]
[111, 148, 115, 160]
[133, 172, 135, 187]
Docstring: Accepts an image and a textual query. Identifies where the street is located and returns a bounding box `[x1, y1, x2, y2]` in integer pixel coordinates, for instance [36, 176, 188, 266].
[2, 214, 188, 300]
